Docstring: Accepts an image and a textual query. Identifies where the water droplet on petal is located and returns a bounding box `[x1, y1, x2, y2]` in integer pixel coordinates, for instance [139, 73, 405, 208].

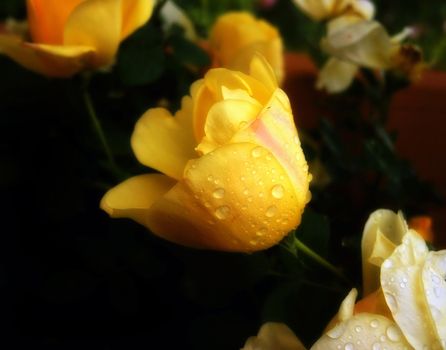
[251, 146, 264, 158]
[354, 326, 362, 333]
[370, 319, 380, 328]
[256, 228, 267, 237]
[372, 343, 381, 350]
[207, 175, 214, 182]
[386, 325, 401, 342]
[344, 343, 355, 350]
[383, 260, 393, 269]
[271, 185, 284, 199]
[432, 274, 441, 285]
[212, 188, 225, 199]
[249, 239, 258, 246]
[239, 121, 247, 129]
[308, 173, 313, 182]
[215, 206, 230, 220]
[266, 206, 277, 218]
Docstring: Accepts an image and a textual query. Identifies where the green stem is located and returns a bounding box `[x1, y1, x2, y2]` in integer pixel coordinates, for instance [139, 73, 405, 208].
[82, 76, 119, 176]
[293, 237, 350, 284]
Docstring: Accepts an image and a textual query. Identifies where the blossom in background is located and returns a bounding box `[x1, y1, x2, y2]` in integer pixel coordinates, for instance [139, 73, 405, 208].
[0, 0, 154, 77]
[317, 15, 424, 93]
[241, 209, 446, 349]
[101, 56, 310, 252]
[209, 12, 284, 84]
[292, 0, 374, 22]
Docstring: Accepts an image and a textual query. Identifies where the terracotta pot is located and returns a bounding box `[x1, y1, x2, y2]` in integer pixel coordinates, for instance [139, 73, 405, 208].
[284, 52, 446, 247]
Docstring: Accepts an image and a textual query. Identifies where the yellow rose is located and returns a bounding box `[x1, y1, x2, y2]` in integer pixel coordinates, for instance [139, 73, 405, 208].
[209, 12, 284, 84]
[242, 210, 446, 349]
[292, 0, 374, 22]
[314, 210, 446, 349]
[101, 56, 310, 252]
[0, 0, 154, 77]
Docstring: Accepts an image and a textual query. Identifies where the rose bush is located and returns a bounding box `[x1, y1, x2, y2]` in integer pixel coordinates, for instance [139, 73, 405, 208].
[101, 56, 310, 252]
[0, 0, 154, 77]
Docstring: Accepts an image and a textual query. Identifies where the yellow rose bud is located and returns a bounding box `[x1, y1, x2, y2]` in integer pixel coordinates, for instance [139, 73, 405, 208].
[209, 12, 284, 84]
[0, 0, 154, 77]
[101, 55, 310, 252]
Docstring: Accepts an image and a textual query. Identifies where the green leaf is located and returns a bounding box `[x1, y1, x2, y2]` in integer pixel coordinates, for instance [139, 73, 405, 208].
[169, 33, 210, 67]
[117, 25, 165, 86]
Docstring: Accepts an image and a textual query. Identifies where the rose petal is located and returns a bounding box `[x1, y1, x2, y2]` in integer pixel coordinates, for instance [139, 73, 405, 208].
[321, 20, 396, 69]
[231, 88, 309, 208]
[316, 57, 358, 93]
[361, 209, 407, 295]
[63, 0, 121, 67]
[120, 0, 154, 40]
[27, 0, 83, 44]
[0, 34, 94, 77]
[198, 98, 262, 153]
[242, 322, 307, 350]
[311, 313, 410, 349]
[131, 97, 197, 180]
[100, 173, 176, 228]
[422, 251, 446, 348]
[380, 230, 438, 349]
[192, 69, 271, 141]
[146, 142, 303, 251]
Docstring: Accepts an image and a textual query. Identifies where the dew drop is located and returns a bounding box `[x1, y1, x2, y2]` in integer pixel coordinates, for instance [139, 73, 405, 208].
[207, 175, 214, 182]
[383, 260, 393, 269]
[399, 282, 406, 289]
[354, 326, 362, 333]
[249, 239, 258, 246]
[243, 189, 249, 196]
[256, 228, 267, 237]
[432, 274, 441, 285]
[386, 325, 401, 342]
[215, 206, 230, 220]
[212, 188, 225, 199]
[266, 206, 277, 218]
[370, 319, 380, 328]
[308, 173, 313, 182]
[239, 121, 247, 129]
[372, 343, 381, 350]
[251, 146, 264, 158]
[271, 185, 284, 199]
[434, 286, 442, 298]
[344, 343, 354, 350]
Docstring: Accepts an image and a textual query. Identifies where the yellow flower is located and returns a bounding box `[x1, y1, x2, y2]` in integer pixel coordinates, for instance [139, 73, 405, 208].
[292, 0, 374, 22]
[0, 0, 154, 77]
[317, 18, 423, 93]
[101, 55, 310, 252]
[243, 210, 446, 349]
[209, 12, 284, 84]
[361, 210, 446, 349]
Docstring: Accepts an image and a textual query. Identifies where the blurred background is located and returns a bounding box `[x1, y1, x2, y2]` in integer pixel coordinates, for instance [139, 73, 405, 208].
[1, 0, 445, 348]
